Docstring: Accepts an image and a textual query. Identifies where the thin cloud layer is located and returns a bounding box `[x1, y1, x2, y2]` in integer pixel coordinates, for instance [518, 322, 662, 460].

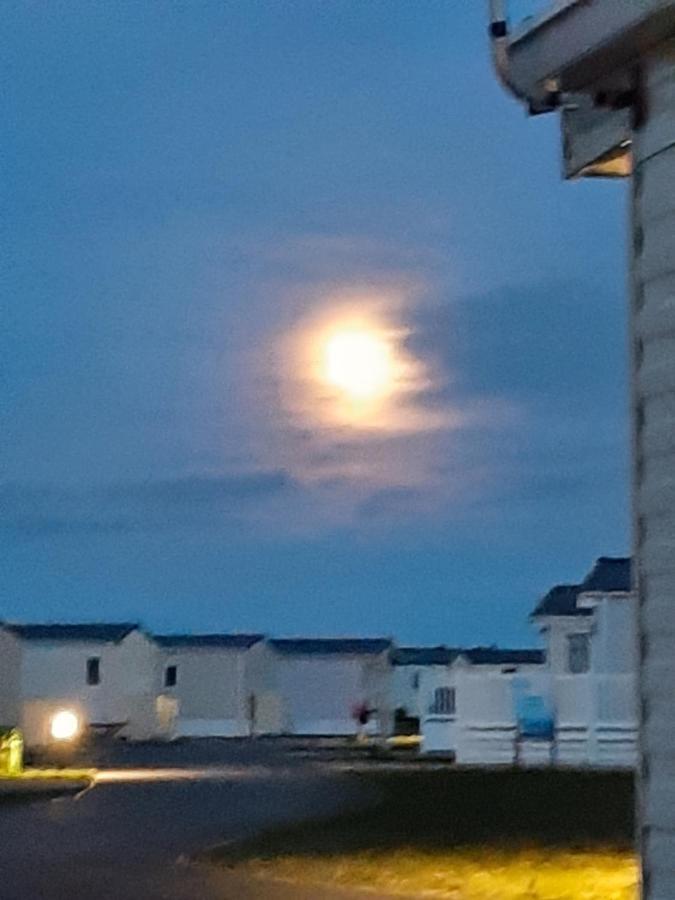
[0, 471, 294, 539]
[4, 1, 628, 641]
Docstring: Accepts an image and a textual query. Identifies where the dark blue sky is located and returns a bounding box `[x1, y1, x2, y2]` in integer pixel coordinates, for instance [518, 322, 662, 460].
[4, 1, 629, 645]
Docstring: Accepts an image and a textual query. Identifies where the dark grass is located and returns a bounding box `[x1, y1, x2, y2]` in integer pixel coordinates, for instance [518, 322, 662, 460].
[211, 768, 635, 865]
[0, 787, 82, 804]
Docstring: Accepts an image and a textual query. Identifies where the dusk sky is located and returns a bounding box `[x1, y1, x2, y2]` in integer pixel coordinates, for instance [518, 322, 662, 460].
[4, 1, 629, 646]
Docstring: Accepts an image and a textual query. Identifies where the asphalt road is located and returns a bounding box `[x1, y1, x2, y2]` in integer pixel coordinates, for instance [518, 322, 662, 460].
[0, 741, 370, 900]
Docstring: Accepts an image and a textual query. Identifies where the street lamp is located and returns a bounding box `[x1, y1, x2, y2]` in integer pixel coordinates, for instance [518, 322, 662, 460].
[487, 2, 675, 898]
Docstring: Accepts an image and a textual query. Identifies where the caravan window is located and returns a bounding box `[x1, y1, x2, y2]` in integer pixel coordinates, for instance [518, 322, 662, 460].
[430, 686, 455, 715]
[567, 633, 590, 674]
[86, 657, 101, 685]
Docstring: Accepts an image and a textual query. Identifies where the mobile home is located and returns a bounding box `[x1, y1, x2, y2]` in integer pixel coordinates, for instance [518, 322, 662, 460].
[3, 623, 167, 744]
[154, 633, 268, 738]
[267, 638, 392, 736]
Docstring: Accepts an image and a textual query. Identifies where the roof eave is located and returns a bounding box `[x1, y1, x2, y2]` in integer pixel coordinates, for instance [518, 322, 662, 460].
[508, 0, 675, 94]
[577, 590, 636, 608]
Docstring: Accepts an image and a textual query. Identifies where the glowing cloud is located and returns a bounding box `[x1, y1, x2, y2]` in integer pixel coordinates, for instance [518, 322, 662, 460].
[256, 286, 474, 521]
[280, 292, 438, 435]
[323, 329, 394, 401]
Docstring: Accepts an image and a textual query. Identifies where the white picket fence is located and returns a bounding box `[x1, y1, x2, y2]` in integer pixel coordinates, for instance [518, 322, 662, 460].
[422, 671, 638, 767]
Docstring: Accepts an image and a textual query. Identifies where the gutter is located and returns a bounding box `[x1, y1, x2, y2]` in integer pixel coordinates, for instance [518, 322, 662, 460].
[488, 0, 561, 114]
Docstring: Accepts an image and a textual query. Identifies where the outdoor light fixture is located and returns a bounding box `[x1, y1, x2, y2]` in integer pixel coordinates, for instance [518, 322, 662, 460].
[50, 709, 81, 742]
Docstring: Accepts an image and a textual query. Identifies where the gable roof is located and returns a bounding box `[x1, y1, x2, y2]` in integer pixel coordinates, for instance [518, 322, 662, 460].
[392, 645, 544, 667]
[5, 623, 139, 643]
[580, 556, 631, 593]
[392, 646, 462, 666]
[532, 556, 633, 618]
[463, 647, 545, 666]
[531, 584, 588, 618]
[154, 633, 264, 650]
[269, 638, 392, 656]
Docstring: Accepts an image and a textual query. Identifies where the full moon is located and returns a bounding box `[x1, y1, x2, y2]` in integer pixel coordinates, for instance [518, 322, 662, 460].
[323, 329, 395, 400]
[281, 297, 427, 432]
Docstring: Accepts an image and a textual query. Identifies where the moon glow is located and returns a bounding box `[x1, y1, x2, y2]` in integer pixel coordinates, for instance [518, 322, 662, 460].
[322, 328, 395, 401]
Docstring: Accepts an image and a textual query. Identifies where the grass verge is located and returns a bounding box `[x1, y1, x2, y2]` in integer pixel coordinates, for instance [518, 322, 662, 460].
[0, 767, 95, 801]
[12, 767, 96, 780]
[208, 768, 638, 899]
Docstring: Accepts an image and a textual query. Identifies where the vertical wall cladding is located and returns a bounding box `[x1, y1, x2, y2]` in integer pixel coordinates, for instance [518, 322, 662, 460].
[633, 40, 675, 900]
[0, 630, 22, 727]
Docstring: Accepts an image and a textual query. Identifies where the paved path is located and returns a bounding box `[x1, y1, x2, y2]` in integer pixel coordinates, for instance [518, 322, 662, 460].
[0, 742, 378, 900]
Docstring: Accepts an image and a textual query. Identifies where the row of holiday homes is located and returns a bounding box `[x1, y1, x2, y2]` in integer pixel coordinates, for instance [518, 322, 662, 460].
[0, 556, 637, 766]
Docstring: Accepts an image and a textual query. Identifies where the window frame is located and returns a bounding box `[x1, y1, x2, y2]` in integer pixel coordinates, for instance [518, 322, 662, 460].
[430, 686, 456, 716]
[567, 632, 591, 674]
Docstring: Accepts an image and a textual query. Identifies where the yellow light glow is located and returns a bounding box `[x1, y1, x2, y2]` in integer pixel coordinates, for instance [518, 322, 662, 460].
[322, 329, 395, 400]
[50, 709, 80, 742]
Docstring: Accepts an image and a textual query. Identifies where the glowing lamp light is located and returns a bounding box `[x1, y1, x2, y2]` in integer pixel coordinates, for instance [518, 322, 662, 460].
[323, 329, 394, 400]
[50, 709, 80, 742]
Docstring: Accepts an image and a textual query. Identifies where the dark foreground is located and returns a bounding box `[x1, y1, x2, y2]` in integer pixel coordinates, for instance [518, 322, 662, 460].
[0, 740, 366, 900]
[212, 767, 637, 899]
[0, 741, 637, 900]
[216, 766, 635, 857]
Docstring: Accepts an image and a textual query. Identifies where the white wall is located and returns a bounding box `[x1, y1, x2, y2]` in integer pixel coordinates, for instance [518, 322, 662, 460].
[540, 616, 593, 676]
[629, 39, 675, 898]
[244, 641, 282, 734]
[17, 630, 161, 740]
[587, 593, 638, 676]
[578, 593, 637, 767]
[158, 641, 275, 738]
[159, 646, 249, 737]
[420, 661, 549, 763]
[272, 652, 390, 736]
[391, 665, 424, 720]
[419, 663, 460, 755]
[533, 596, 639, 768]
[456, 665, 550, 765]
[0, 630, 21, 728]
[392, 664, 455, 723]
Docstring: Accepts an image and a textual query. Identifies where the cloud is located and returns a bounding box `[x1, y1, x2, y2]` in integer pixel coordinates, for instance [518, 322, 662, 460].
[239, 232, 446, 287]
[356, 486, 430, 521]
[0, 470, 294, 540]
[408, 279, 628, 412]
[0, 516, 132, 539]
[290, 278, 627, 536]
[110, 472, 292, 504]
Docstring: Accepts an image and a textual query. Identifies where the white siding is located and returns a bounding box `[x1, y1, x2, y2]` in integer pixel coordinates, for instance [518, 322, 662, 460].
[0, 630, 21, 727]
[157, 640, 277, 737]
[159, 646, 252, 738]
[272, 653, 390, 736]
[419, 665, 460, 753]
[592, 597, 638, 675]
[244, 641, 281, 735]
[535, 596, 639, 767]
[421, 661, 548, 763]
[456, 665, 550, 765]
[17, 630, 160, 740]
[632, 40, 675, 900]
[391, 665, 427, 721]
[540, 617, 593, 676]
